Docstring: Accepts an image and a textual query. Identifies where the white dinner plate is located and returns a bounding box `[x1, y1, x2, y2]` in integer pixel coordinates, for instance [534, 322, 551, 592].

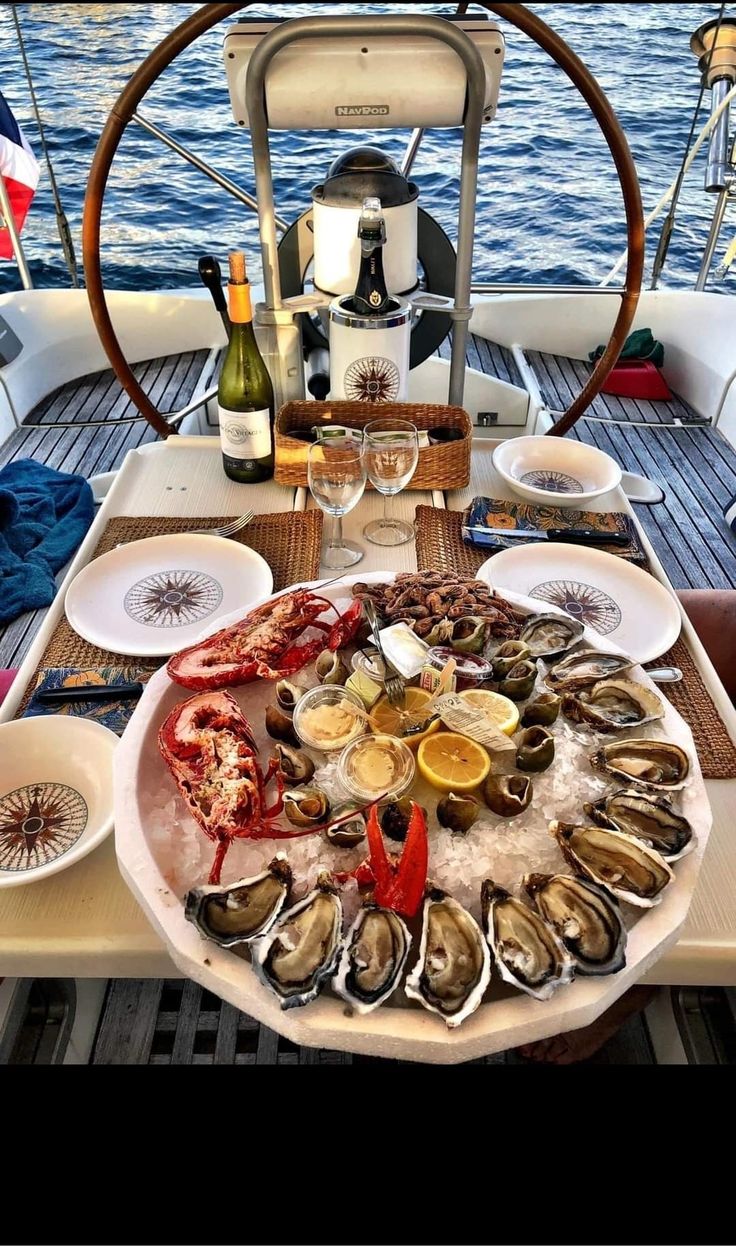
[477, 542, 681, 663]
[65, 534, 273, 658]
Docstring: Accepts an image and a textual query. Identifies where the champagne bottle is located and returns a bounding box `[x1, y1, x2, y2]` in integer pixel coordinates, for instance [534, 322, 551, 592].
[351, 197, 391, 316]
[218, 251, 275, 484]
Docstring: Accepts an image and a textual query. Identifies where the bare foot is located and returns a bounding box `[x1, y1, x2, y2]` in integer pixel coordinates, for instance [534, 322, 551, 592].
[517, 985, 657, 1064]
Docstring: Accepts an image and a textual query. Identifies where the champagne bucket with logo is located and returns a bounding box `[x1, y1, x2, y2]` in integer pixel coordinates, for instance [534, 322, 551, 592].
[328, 296, 412, 402]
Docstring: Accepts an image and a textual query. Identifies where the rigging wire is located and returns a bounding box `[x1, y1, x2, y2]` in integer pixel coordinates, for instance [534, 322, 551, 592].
[11, 4, 80, 288]
[649, 1, 727, 290]
[600, 80, 736, 286]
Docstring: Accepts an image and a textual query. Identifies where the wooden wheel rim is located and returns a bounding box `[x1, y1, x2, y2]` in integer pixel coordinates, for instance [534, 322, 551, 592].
[82, 3, 644, 439]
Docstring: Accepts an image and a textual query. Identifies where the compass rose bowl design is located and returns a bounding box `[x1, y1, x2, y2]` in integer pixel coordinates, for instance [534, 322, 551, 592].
[124, 569, 223, 629]
[344, 356, 400, 403]
[0, 783, 88, 873]
[530, 579, 622, 635]
[519, 469, 584, 494]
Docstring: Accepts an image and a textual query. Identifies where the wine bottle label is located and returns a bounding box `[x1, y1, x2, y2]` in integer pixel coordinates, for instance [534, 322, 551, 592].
[218, 406, 271, 461]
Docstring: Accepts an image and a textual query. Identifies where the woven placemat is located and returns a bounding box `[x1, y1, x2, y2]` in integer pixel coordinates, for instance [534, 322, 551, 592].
[415, 505, 736, 780]
[14, 511, 323, 717]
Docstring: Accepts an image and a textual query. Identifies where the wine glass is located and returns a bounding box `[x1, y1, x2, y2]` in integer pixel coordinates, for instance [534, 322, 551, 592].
[362, 419, 419, 546]
[308, 438, 367, 570]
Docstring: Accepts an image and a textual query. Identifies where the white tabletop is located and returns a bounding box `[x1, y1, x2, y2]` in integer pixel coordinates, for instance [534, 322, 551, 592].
[1, 435, 734, 985]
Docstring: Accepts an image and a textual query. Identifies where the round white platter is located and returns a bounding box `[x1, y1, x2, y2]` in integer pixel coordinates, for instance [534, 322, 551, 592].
[477, 542, 681, 665]
[114, 574, 710, 1064]
[64, 533, 273, 658]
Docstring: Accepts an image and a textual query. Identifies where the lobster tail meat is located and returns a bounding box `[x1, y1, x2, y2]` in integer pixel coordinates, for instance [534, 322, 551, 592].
[159, 691, 284, 884]
[166, 590, 363, 691]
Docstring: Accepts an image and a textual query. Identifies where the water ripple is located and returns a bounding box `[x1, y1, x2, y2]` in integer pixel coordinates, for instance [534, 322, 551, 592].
[0, 2, 730, 295]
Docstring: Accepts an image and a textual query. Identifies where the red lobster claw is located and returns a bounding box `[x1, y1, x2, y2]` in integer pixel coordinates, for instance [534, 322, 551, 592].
[361, 801, 429, 919]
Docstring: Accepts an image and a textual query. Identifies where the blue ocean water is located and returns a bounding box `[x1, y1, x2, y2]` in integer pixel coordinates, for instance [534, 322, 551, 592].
[0, 2, 731, 295]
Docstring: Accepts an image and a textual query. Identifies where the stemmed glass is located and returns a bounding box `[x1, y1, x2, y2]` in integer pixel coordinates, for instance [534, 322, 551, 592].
[308, 437, 367, 569]
[362, 418, 419, 546]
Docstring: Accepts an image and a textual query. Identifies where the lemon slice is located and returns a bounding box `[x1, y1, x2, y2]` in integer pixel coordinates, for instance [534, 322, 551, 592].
[417, 732, 491, 792]
[370, 686, 440, 750]
[459, 689, 519, 737]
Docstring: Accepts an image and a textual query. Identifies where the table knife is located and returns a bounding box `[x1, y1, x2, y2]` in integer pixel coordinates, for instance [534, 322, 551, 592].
[464, 525, 631, 546]
[35, 682, 145, 707]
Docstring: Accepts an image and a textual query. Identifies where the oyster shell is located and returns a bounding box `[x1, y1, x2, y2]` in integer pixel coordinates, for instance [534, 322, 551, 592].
[550, 820, 674, 908]
[590, 739, 690, 791]
[519, 613, 584, 661]
[481, 879, 575, 1000]
[498, 659, 538, 701]
[524, 873, 627, 976]
[276, 679, 302, 712]
[521, 692, 561, 728]
[405, 887, 491, 1028]
[584, 790, 693, 861]
[252, 873, 343, 1010]
[492, 640, 531, 680]
[436, 792, 480, 834]
[546, 649, 635, 692]
[516, 726, 555, 773]
[563, 678, 664, 733]
[333, 903, 411, 1014]
[185, 855, 292, 949]
[284, 787, 330, 829]
[272, 743, 315, 786]
[483, 773, 533, 818]
[316, 649, 349, 685]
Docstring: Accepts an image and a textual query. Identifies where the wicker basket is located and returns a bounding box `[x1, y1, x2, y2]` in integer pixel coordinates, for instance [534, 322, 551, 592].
[274, 401, 472, 490]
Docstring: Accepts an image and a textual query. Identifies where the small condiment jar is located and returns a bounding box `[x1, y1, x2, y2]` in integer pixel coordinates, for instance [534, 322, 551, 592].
[424, 646, 493, 692]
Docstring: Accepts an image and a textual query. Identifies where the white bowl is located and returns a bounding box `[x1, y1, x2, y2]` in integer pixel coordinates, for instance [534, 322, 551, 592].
[0, 717, 118, 888]
[492, 436, 622, 505]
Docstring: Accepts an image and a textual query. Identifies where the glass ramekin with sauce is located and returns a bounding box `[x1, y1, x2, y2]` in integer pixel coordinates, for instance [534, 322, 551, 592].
[292, 685, 366, 753]
[337, 734, 416, 804]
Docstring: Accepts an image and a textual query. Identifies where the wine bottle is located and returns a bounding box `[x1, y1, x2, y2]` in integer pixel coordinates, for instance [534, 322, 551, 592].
[218, 251, 275, 484]
[351, 197, 391, 317]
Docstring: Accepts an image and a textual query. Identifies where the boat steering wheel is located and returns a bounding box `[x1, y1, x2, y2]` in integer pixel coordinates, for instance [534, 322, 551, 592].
[83, 3, 644, 440]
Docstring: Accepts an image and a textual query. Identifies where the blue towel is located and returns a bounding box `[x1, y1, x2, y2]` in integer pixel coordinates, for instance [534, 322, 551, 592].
[0, 460, 94, 624]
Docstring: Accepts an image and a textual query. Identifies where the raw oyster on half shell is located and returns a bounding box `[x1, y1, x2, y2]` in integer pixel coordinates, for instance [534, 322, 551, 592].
[550, 820, 674, 908]
[333, 904, 411, 1015]
[584, 790, 693, 861]
[481, 879, 575, 1000]
[405, 887, 491, 1028]
[590, 739, 690, 791]
[519, 613, 584, 661]
[253, 873, 342, 1010]
[524, 873, 627, 976]
[546, 649, 635, 693]
[185, 855, 293, 949]
[563, 679, 664, 733]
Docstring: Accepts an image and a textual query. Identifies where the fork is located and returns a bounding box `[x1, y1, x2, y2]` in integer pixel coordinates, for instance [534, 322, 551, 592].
[192, 510, 255, 539]
[116, 510, 255, 550]
[363, 599, 406, 708]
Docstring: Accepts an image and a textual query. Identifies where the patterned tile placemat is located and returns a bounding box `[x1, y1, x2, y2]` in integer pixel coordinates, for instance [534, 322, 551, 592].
[415, 505, 736, 780]
[14, 510, 323, 718]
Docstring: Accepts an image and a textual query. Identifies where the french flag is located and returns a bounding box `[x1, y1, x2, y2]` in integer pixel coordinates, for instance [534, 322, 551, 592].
[0, 90, 40, 261]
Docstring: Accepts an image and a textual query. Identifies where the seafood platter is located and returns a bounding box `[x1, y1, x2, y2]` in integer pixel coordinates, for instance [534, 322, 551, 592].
[115, 570, 712, 1063]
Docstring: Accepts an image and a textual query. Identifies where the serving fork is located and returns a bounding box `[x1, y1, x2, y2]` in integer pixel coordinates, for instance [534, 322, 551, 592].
[362, 598, 406, 708]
